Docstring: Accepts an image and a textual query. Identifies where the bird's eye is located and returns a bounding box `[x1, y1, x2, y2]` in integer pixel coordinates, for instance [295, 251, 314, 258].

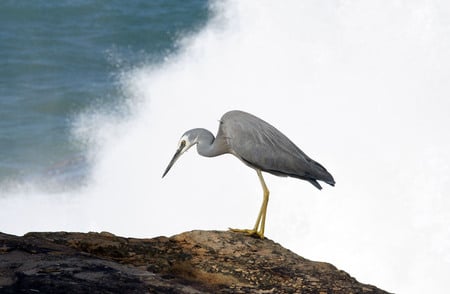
[180, 140, 186, 148]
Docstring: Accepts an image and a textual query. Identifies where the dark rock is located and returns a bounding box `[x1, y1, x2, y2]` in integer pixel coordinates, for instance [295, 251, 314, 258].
[0, 230, 392, 293]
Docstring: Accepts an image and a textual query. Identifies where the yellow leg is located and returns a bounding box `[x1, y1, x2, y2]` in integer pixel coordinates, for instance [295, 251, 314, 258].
[230, 169, 270, 239]
[257, 169, 269, 237]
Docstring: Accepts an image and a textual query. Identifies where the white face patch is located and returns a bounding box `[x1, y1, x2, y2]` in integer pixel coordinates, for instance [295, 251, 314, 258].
[178, 135, 190, 153]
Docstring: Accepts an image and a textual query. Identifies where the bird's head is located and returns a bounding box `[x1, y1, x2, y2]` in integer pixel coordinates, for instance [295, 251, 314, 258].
[162, 130, 198, 178]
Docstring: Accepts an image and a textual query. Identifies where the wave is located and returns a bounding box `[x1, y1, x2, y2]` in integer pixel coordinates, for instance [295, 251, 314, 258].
[1, 1, 450, 293]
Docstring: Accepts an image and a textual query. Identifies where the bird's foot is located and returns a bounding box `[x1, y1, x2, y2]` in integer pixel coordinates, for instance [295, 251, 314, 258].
[228, 228, 264, 239]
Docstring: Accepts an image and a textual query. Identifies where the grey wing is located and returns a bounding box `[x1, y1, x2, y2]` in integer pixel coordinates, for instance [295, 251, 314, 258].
[221, 111, 334, 189]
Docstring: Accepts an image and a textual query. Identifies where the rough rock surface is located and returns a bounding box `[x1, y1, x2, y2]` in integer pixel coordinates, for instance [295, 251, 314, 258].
[0, 230, 391, 293]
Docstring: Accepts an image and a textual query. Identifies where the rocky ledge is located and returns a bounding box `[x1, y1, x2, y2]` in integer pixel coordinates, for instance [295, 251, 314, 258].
[0, 230, 391, 293]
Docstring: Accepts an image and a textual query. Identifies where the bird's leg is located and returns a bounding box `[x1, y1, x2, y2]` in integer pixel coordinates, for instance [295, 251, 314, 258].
[229, 169, 269, 239]
[256, 169, 269, 238]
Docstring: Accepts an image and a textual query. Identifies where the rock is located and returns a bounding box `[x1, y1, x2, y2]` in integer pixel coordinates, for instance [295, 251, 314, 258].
[0, 230, 391, 293]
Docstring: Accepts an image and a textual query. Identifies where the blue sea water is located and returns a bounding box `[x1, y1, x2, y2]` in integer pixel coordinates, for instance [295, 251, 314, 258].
[0, 0, 209, 185]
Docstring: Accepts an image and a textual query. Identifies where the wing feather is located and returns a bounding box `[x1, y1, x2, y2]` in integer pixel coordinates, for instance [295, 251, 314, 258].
[218, 111, 335, 188]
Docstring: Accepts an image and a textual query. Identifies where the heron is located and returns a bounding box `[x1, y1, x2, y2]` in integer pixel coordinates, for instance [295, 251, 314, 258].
[162, 110, 335, 239]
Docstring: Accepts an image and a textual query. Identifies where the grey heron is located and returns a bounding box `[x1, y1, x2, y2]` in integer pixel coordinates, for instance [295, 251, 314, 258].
[162, 110, 335, 239]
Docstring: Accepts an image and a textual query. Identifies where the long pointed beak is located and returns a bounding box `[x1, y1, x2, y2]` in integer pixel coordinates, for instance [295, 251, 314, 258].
[162, 148, 183, 178]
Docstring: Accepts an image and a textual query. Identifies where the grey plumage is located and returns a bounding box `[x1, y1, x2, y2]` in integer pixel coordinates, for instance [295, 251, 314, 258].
[163, 110, 335, 238]
[218, 110, 335, 189]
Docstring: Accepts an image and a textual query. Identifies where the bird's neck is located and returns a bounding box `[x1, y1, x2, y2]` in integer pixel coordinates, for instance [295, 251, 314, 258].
[194, 128, 227, 158]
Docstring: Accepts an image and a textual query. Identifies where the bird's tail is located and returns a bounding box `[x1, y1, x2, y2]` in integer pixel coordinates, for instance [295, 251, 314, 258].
[311, 161, 335, 188]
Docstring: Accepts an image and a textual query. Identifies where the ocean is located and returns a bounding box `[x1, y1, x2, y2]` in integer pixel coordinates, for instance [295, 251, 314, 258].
[0, 0, 208, 186]
[1, 1, 450, 293]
